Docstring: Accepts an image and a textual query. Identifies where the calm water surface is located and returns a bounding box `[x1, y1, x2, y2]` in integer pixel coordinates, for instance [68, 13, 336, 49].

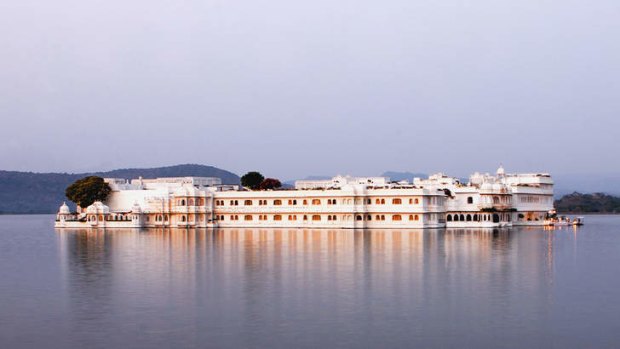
[1, 215, 620, 348]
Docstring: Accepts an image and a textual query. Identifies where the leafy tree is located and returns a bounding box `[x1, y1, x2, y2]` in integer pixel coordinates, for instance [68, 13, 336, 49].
[65, 176, 112, 208]
[241, 171, 265, 190]
[259, 178, 282, 190]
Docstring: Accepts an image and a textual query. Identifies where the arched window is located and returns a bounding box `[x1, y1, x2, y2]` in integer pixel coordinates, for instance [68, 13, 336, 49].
[392, 198, 402, 205]
[327, 215, 332, 221]
[459, 214, 464, 221]
[274, 215, 282, 221]
[493, 196, 500, 204]
[288, 215, 293, 221]
[244, 215, 253, 221]
[415, 215, 419, 221]
[473, 214, 478, 221]
[303, 200, 308, 205]
[466, 214, 472, 221]
[182, 216, 187, 222]
[376, 215, 381, 221]
[244, 200, 252, 206]
[414, 198, 419, 204]
[467, 197, 473, 204]
[392, 215, 402, 221]
[367, 215, 372, 221]
[375, 198, 381, 204]
[454, 214, 459, 221]
[312, 215, 321, 221]
[303, 215, 308, 221]
[332, 215, 337, 221]
[274, 200, 282, 205]
[447, 215, 452, 222]
[293, 200, 297, 205]
[381, 199, 385, 204]
[312, 199, 321, 205]
[356, 215, 363, 221]
[409, 199, 413, 204]
[181, 199, 186, 206]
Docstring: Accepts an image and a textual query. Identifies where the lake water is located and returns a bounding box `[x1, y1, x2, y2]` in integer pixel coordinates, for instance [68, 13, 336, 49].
[1, 215, 619, 348]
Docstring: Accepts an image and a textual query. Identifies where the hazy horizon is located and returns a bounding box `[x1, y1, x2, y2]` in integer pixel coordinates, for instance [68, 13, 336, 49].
[2, 1, 619, 179]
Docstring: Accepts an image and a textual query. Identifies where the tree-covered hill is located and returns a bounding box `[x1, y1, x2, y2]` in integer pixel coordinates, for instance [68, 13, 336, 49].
[0, 164, 240, 214]
[555, 192, 620, 214]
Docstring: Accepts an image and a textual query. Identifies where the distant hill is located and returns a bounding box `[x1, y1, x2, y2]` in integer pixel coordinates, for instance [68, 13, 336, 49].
[555, 192, 620, 214]
[381, 171, 427, 182]
[0, 164, 240, 214]
[285, 173, 429, 186]
[553, 173, 620, 197]
[283, 175, 332, 187]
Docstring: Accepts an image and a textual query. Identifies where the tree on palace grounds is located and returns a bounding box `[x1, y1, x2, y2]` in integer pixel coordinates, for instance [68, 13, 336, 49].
[65, 176, 112, 208]
[241, 171, 265, 190]
[259, 178, 282, 190]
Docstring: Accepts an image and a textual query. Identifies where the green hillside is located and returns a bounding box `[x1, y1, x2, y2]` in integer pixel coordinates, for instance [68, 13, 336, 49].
[555, 192, 620, 214]
[0, 164, 240, 214]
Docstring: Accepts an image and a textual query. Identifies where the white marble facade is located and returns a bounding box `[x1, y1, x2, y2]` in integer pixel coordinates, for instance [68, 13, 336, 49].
[55, 167, 554, 229]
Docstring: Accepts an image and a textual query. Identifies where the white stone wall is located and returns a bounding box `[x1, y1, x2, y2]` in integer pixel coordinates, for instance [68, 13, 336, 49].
[56, 169, 556, 229]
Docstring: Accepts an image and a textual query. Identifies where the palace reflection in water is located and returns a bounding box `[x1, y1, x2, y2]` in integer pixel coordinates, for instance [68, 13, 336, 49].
[55, 226, 563, 348]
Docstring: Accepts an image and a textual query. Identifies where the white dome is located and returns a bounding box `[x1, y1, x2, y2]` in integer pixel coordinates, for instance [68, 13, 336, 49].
[481, 182, 494, 191]
[86, 201, 110, 214]
[59, 202, 70, 214]
[492, 183, 504, 191]
[496, 165, 505, 176]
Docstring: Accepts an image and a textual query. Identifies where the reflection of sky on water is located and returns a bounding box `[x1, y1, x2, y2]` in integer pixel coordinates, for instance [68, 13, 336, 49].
[55, 227, 559, 348]
[4, 215, 618, 349]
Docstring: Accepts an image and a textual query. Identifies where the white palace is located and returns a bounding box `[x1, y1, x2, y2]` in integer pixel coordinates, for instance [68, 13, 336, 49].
[55, 166, 554, 229]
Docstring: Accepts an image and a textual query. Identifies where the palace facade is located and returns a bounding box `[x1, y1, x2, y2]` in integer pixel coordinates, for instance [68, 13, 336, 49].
[55, 166, 554, 229]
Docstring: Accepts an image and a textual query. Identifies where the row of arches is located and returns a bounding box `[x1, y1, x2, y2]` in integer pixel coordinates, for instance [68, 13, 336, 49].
[213, 197, 423, 207]
[214, 214, 424, 223]
[446, 213, 511, 223]
[355, 214, 420, 222]
[178, 198, 205, 206]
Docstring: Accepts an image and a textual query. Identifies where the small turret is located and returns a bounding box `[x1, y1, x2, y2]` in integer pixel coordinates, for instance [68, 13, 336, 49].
[59, 202, 70, 215]
[496, 165, 505, 177]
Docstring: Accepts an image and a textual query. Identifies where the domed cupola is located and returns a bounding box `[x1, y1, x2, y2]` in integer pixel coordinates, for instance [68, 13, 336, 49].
[481, 182, 494, 191]
[86, 201, 110, 214]
[59, 202, 71, 214]
[496, 165, 505, 177]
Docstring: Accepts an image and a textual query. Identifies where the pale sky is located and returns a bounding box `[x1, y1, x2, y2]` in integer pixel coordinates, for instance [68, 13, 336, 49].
[1, 0, 619, 179]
